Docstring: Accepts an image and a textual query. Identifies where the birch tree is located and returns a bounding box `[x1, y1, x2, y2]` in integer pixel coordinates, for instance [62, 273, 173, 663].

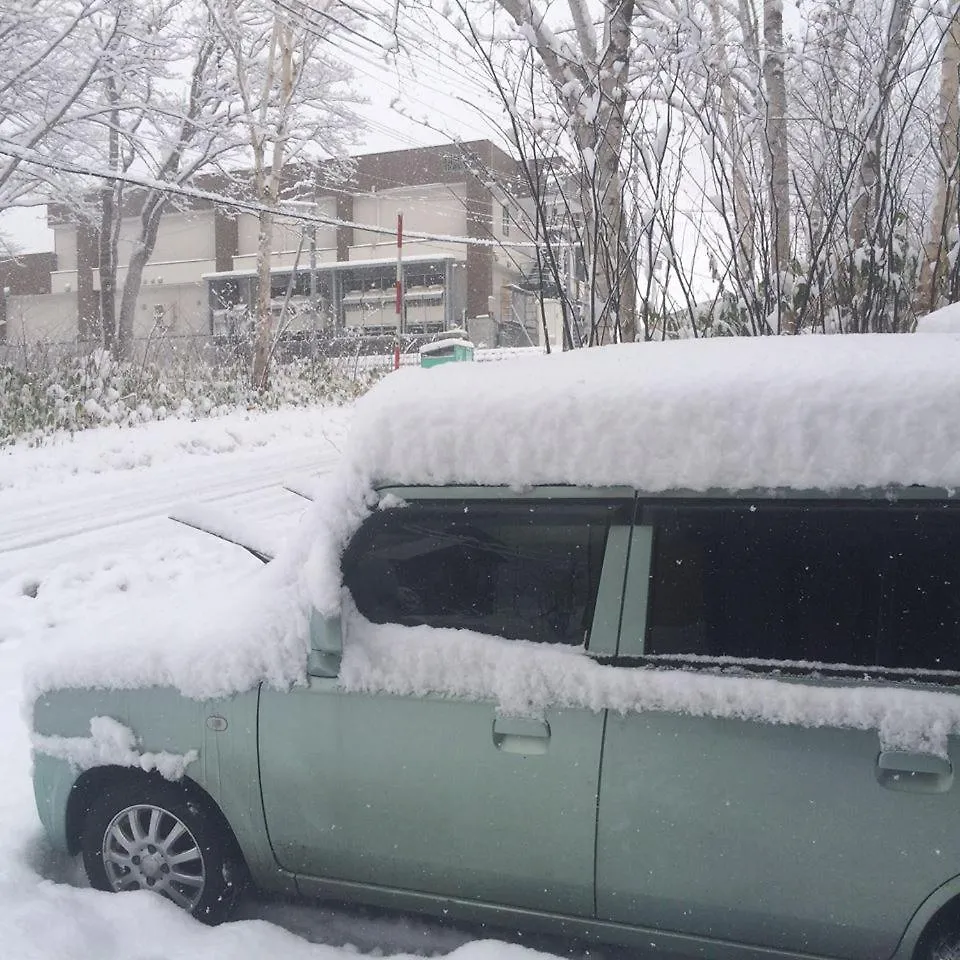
[762, 0, 791, 327]
[920, 5, 960, 312]
[205, 0, 359, 389]
[440, 0, 641, 344]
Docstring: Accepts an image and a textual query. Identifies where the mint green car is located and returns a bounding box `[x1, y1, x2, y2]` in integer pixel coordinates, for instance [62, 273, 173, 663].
[31, 484, 960, 960]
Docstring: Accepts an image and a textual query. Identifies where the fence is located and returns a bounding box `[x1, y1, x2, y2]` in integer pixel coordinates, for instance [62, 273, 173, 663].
[0, 332, 546, 380]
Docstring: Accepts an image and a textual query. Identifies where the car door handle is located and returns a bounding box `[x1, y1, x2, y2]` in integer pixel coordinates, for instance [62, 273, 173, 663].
[492, 717, 550, 755]
[876, 751, 954, 793]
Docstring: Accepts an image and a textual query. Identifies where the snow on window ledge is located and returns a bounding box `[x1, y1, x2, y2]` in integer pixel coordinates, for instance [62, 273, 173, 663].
[338, 609, 960, 757]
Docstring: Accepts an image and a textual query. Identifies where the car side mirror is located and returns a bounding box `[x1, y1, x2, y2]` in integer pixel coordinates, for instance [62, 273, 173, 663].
[307, 609, 342, 678]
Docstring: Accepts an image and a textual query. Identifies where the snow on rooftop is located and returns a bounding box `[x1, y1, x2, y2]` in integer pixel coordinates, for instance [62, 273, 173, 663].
[419, 338, 475, 355]
[343, 334, 960, 493]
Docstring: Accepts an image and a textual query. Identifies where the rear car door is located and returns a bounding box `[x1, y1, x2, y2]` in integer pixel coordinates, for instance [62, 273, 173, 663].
[260, 491, 633, 916]
[596, 499, 960, 960]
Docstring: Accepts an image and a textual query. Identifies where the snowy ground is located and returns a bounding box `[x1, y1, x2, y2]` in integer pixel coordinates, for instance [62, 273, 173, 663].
[0, 408, 590, 960]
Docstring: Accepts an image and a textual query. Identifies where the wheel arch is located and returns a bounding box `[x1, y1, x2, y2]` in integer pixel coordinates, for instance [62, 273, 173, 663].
[65, 765, 243, 867]
[883, 876, 960, 960]
[909, 892, 960, 960]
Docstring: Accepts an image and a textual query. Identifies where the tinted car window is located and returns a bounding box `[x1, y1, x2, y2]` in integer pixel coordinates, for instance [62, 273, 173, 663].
[643, 502, 960, 673]
[343, 500, 627, 645]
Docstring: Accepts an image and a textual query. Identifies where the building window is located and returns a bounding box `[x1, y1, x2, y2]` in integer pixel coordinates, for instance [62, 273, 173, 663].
[442, 153, 463, 174]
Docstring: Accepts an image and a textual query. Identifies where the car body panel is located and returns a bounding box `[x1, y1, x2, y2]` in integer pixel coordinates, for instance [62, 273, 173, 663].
[597, 709, 960, 960]
[259, 681, 605, 916]
[28, 482, 960, 957]
[32, 752, 77, 852]
[31, 684, 291, 892]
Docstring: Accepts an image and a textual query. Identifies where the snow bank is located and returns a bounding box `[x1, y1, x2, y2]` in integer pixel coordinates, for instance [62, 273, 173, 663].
[34, 716, 197, 780]
[0, 406, 350, 492]
[343, 334, 960, 492]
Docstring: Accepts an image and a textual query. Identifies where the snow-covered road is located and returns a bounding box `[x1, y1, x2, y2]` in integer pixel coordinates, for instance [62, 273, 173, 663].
[0, 408, 592, 960]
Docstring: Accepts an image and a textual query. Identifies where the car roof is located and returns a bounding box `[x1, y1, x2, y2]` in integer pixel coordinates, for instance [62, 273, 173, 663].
[343, 334, 960, 495]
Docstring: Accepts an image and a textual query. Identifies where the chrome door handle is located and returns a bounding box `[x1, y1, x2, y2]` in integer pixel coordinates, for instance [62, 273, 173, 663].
[876, 751, 954, 793]
[492, 717, 550, 755]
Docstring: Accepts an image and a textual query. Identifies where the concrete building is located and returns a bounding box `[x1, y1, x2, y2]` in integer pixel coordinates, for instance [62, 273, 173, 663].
[0, 251, 58, 343]
[5, 140, 545, 352]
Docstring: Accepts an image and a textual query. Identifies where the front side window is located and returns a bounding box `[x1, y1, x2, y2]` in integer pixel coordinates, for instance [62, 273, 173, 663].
[342, 499, 627, 646]
[642, 502, 960, 675]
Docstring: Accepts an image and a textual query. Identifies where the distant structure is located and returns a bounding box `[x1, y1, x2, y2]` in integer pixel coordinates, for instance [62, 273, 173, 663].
[3, 141, 558, 352]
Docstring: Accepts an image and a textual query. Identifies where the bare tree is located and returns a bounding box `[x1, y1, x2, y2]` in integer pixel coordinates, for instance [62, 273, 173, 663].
[436, 0, 641, 344]
[42, 0, 243, 358]
[920, 4, 960, 312]
[0, 0, 111, 207]
[205, 0, 359, 389]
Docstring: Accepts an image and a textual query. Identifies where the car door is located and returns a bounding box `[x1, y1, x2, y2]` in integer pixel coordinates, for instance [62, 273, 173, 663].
[259, 492, 633, 916]
[596, 500, 960, 960]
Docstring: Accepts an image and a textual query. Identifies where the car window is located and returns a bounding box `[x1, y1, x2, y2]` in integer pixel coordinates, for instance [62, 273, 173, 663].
[342, 499, 628, 645]
[641, 501, 960, 674]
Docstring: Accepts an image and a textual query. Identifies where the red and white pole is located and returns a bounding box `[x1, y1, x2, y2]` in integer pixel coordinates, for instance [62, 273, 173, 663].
[393, 211, 403, 370]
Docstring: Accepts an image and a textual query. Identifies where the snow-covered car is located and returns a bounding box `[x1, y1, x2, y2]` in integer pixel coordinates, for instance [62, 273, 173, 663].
[28, 334, 960, 960]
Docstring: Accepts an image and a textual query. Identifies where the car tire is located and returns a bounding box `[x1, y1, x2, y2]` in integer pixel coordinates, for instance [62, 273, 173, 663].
[926, 927, 960, 960]
[80, 773, 247, 924]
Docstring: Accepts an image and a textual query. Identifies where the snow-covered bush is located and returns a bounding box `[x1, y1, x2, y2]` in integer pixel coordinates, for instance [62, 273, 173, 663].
[0, 345, 381, 446]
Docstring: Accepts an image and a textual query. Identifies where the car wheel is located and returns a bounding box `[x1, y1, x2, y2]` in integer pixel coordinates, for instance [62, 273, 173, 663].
[80, 774, 246, 924]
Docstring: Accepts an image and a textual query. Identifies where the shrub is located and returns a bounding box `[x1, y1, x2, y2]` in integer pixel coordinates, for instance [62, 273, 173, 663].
[0, 346, 381, 447]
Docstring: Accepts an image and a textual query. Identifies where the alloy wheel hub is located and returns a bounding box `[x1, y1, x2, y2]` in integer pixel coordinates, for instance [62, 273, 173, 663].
[101, 804, 205, 911]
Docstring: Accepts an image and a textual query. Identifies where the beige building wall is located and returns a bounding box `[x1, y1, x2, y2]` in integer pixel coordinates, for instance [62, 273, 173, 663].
[351, 184, 468, 261]
[6, 287, 209, 345]
[54, 226, 77, 270]
[119, 210, 216, 265]
[126, 283, 210, 339]
[51, 225, 78, 295]
[5, 293, 78, 343]
[235, 199, 338, 263]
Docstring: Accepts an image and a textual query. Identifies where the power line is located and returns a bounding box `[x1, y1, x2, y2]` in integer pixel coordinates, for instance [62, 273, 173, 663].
[0, 137, 544, 250]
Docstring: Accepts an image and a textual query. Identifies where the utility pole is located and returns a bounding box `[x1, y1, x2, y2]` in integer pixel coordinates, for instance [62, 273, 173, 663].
[394, 210, 403, 369]
[308, 223, 317, 360]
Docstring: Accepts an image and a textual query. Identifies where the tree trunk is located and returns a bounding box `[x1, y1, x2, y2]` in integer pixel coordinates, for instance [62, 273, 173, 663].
[96, 73, 124, 354]
[709, 0, 756, 279]
[117, 194, 168, 358]
[251, 18, 294, 391]
[251, 205, 276, 390]
[491, 0, 637, 346]
[762, 0, 791, 331]
[921, 9, 960, 313]
[850, 0, 909, 251]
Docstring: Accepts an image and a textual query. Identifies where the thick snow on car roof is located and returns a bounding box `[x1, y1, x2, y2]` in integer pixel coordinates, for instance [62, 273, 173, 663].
[345, 333, 960, 493]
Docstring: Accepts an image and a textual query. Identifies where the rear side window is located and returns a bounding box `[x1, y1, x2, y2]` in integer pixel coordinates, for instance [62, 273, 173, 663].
[342, 500, 627, 645]
[642, 502, 960, 674]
